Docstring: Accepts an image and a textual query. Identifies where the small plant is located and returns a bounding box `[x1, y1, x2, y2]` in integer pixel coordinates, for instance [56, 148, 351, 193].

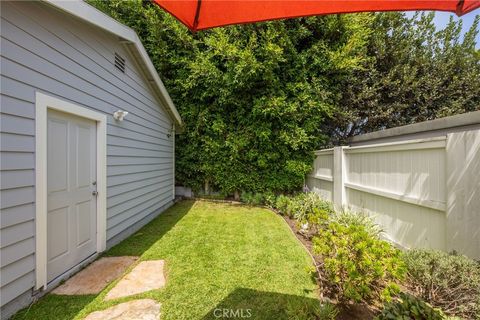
[240, 192, 264, 205]
[291, 193, 334, 225]
[275, 194, 293, 216]
[251, 193, 264, 205]
[333, 209, 381, 237]
[313, 213, 405, 304]
[315, 302, 340, 320]
[286, 300, 339, 320]
[376, 292, 447, 320]
[240, 191, 253, 204]
[403, 249, 480, 318]
[274, 192, 334, 223]
[263, 191, 277, 208]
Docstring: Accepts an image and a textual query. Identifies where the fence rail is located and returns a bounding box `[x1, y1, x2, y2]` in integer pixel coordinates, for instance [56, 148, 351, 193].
[306, 130, 480, 259]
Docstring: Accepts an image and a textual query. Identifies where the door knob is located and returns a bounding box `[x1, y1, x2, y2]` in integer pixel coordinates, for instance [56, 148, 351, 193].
[92, 191, 98, 196]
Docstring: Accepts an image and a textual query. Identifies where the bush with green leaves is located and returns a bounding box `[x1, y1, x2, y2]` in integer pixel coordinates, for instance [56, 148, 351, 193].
[273, 192, 334, 224]
[333, 209, 382, 237]
[403, 249, 480, 318]
[240, 192, 264, 205]
[275, 194, 294, 216]
[313, 212, 405, 304]
[376, 292, 448, 320]
[290, 193, 334, 225]
[263, 191, 277, 208]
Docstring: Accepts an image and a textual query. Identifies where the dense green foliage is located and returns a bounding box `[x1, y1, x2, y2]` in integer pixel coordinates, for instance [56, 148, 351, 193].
[270, 193, 405, 304]
[330, 13, 480, 143]
[313, 214, 405, 303]
[264, 192, 480, 316]
[376, 292, 447, 320]
[403, 249, 480, 318]
[89, 0, 373, 194]
[89, 0, 479, 193]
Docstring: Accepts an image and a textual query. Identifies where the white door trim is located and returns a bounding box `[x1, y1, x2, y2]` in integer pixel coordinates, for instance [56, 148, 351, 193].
[35, 92, 107, 290]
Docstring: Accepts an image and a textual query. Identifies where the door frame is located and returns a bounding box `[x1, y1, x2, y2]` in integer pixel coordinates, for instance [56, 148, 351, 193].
[35, 92, 107, 290]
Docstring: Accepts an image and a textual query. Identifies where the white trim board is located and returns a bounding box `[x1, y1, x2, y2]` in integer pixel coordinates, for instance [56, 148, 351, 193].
[35, 92, 107, 290]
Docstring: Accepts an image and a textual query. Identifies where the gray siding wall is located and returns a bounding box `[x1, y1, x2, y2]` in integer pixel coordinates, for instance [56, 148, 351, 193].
[0, 1, 175, 312]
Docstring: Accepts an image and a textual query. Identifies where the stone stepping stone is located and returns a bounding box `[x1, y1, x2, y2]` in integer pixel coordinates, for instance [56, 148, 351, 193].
[85, 299, 161, 320]
[52, 256, 138, 295]
[105, 260, 166, 300]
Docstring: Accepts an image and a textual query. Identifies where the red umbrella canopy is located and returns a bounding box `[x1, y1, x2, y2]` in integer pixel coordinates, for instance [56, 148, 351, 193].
[153, 0, 480, 32]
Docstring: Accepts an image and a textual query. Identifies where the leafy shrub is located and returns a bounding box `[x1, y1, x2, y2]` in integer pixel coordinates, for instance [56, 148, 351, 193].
[275, 194, 293, 216]
[333, 209, 381, 238]
[274, 192, 334, 224]
[403, 249, 480, 318]
[313, 213, 405, 303]
[240, 191, 253, 204]
[291, 193, 334, 225]
[376, 292, 447, 320]
[240, 192, 264, 205]
[263, 191, 276, 208]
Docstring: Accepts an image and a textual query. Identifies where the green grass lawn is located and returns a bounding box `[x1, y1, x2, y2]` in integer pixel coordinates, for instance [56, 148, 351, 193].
[13, 200, 320, 320]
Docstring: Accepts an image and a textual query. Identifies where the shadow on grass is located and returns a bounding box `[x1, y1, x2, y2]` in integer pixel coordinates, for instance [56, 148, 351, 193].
[202, 288, 321, 320]
[11, 295, 96, 320]
[12, 201, 195, 320]
[105, 200, 194, 257]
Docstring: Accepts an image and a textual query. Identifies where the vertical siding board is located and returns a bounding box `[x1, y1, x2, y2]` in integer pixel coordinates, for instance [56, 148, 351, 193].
[308, 140, 449, 252]
[446, 130, 480, 259]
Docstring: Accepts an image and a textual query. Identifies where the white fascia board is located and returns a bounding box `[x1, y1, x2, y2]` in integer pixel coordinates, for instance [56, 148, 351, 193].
[44, 0, 137, 42]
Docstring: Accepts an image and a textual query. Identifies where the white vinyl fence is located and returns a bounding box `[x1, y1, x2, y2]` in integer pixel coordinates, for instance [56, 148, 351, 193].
[306, 130, 480, 259]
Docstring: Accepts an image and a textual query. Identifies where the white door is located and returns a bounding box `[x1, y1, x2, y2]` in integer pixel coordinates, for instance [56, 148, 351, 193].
[46, 109, 97, 282]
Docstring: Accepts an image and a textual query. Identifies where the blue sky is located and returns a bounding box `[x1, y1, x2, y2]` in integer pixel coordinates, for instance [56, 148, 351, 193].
[406, 10, 479, 48]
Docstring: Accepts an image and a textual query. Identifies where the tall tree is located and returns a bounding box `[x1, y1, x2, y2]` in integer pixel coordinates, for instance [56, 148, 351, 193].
[330, 12, 480, 143]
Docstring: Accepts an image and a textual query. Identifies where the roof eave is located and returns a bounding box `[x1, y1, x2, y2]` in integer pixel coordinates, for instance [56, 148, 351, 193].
[43, 0, 184, 131]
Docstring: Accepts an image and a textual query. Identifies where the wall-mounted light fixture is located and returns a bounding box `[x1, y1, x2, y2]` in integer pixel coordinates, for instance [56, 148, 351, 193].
[166, 124, 174, 138]
[113, 110, 129, 121]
